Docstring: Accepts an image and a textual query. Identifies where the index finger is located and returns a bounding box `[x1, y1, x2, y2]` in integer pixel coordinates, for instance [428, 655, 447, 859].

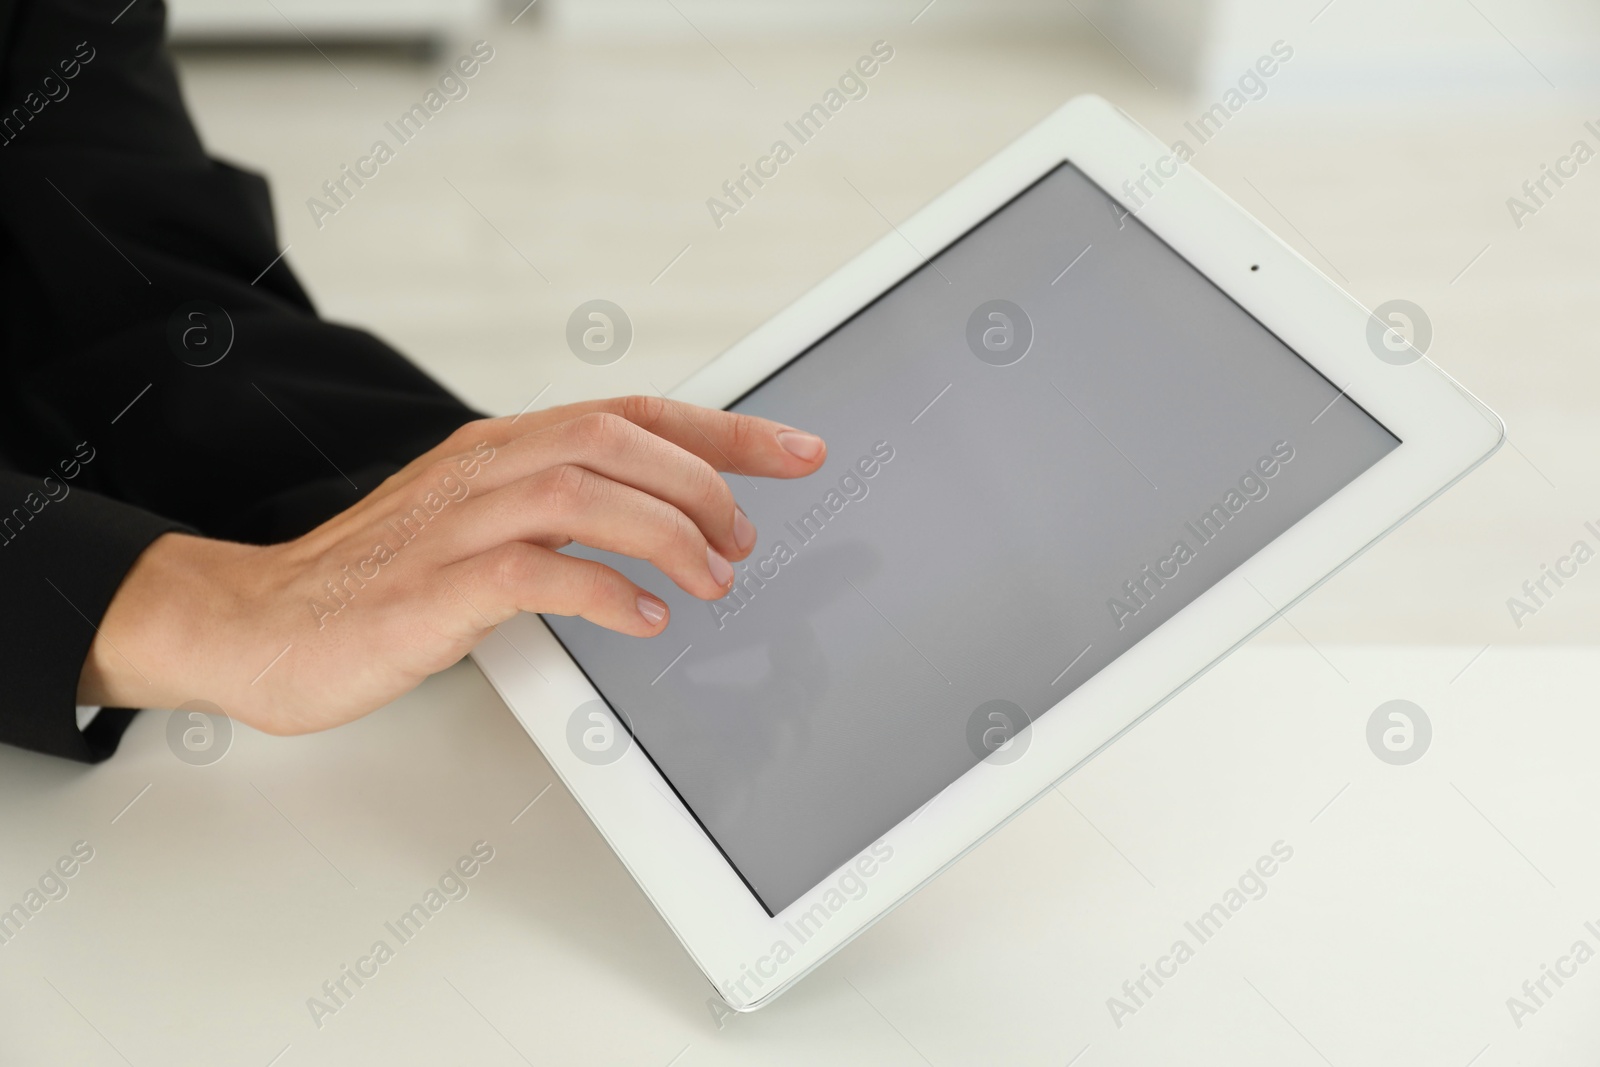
[529, 395, 827, 480]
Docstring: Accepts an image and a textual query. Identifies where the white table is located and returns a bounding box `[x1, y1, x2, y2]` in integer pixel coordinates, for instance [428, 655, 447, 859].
[1, 643, 1595, 1066]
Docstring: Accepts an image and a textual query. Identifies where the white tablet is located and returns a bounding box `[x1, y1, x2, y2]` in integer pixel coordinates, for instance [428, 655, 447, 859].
[472, 94, 1502, 1011]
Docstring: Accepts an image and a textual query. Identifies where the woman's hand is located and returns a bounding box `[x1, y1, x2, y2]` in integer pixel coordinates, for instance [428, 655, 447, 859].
[76, 396, 827, 736]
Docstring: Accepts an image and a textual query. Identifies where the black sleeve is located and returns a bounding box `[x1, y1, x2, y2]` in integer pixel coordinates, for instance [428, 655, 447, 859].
[0, 471, 185, 762]
[0, 0, 483, 762]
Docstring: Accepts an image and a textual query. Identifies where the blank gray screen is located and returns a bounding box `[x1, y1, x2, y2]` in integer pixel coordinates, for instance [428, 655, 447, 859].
[546, 162, 1398, 914]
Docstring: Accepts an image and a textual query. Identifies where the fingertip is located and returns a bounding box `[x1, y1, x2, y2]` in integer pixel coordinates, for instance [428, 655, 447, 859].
[732, 506, 757, 557]
[636, 593, 668, 632]
[704, 545, 735, 590]
[776, 429, 826, 465]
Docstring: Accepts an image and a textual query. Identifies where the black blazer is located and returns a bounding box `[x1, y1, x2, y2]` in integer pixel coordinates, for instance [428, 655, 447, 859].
[0, 0, 479, 761]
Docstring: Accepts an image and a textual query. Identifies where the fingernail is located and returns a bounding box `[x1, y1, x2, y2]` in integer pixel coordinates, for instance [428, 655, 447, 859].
[733, 507, 757, 553]
[706, 545, 735, 587]
[636, 594, 667, 625]
[777, 429, 824, 461]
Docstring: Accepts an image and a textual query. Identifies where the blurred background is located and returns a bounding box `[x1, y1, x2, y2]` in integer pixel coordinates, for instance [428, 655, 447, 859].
[167, 0, 1600, 647]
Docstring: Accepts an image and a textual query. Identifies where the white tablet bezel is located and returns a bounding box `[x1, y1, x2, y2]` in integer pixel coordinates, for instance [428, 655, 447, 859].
[471, 93, 1502, 1011]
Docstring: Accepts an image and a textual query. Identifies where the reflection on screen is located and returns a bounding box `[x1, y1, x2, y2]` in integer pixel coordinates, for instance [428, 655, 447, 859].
[546, 162, 1399, 914]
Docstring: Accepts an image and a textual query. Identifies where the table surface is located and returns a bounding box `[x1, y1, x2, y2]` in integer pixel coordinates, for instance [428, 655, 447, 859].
[1, 642, 1596, 1066]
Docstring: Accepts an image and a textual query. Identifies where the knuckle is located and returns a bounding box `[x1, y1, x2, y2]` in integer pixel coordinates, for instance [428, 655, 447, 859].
[427, 455, 461, 484]
[634, 498, 695, 562]
[571, 410, 627, 452]
[461, 415, 500, 440]
[617, 393, 669, 431]
[539, 463, 596, 513]
[487, 542, 539, 590]
[725, 412, 761, 457]
[578, 559, 617, 606]
[573, 410, 613, 438]
[690, 456, 731, 514]
[446, 417, 498, 452]
[660, 505, 704, 560]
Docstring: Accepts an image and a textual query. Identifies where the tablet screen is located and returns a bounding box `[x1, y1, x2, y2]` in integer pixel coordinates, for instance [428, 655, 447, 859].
[546, 161, 1399, 915]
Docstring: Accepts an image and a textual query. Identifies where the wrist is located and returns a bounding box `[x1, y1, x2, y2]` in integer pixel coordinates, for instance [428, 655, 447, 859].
[76, 532, 261, 714]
